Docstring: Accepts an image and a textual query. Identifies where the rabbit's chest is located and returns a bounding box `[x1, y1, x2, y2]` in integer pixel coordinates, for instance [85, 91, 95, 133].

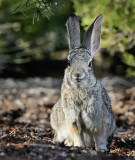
[63, 88, 103, 131]
[71, 89, 103, 131]
[65, 89, 90, 108]
[64, 88, 99, 111]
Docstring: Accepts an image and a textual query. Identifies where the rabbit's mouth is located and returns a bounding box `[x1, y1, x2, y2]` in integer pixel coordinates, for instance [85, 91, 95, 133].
[74, 76, 86, 85]
[75, 78, 82, 83]
[72, 73, 86, 85]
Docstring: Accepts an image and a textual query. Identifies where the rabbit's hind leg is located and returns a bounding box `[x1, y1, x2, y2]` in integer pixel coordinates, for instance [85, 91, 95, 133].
[93, 130, 108, 152]
[83, 131, 95, 148]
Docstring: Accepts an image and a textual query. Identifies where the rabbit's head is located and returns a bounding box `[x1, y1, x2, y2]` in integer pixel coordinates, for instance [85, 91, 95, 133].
[64, 14, 103, 88]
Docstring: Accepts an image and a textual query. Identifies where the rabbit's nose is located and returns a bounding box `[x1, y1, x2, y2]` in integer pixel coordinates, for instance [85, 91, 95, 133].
[73, 72, 85, 80]
[75, 73, 80, 78]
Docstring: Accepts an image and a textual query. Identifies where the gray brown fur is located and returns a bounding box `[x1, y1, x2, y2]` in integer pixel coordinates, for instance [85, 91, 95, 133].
[50, 14, 115, 152]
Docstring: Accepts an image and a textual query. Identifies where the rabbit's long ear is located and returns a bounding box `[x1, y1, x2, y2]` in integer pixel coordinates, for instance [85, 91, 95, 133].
[66, 14, 80, 50]
[82, 14, 103, 57]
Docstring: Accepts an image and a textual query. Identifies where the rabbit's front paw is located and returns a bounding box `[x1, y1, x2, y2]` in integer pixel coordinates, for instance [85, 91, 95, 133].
[74, 139, 85, 148]
[64, 139, 73, 147]
[96, 144, 108, 152]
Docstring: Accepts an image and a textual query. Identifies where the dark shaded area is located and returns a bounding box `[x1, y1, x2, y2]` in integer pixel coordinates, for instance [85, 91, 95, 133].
[1, 109, 25, 121]
[0, 60, 67, 78]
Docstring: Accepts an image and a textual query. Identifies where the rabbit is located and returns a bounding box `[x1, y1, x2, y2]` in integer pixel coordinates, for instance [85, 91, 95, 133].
[50, 14, 115, 152]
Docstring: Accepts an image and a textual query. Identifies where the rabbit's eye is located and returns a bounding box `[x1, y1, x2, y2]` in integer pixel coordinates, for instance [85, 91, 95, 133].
[88, 61, 92, 68]
[67, 60, 71, 66]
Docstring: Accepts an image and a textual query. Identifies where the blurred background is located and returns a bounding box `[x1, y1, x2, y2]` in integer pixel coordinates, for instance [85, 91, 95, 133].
[0, 0, 135, 78]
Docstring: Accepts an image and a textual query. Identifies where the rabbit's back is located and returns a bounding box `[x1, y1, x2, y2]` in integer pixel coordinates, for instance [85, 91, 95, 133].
[101, 87, 116, 137]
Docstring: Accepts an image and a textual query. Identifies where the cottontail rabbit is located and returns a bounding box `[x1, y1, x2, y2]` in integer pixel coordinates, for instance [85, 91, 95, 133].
[50, 14, 115, 152]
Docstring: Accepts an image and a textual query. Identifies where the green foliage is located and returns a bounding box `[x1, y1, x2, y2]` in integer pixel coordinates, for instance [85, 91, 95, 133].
[14, 0, 63, 23]
[123, 52, 135, 77]
[123, 52, 135, 67]
[72, 0, 135, 77]
[126, 68, 135, 77]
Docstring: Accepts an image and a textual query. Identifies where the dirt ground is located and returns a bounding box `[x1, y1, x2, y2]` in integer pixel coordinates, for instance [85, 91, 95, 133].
[0, 77, 135, 160]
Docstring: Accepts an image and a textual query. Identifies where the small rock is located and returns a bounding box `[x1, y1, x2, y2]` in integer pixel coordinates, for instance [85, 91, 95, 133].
[38, 155, 43, 159]
[60, 152, 67, 157]
[90, 150, 97, 156]
[71, 153, 75, 157]
[82, 149, 88, 153]
[30, 131, 34, 137]
[38, 148, 43, 152]
[0, 130, 3, 136]
[132, 150, 135, 156]
[0, 152, 5, 156]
